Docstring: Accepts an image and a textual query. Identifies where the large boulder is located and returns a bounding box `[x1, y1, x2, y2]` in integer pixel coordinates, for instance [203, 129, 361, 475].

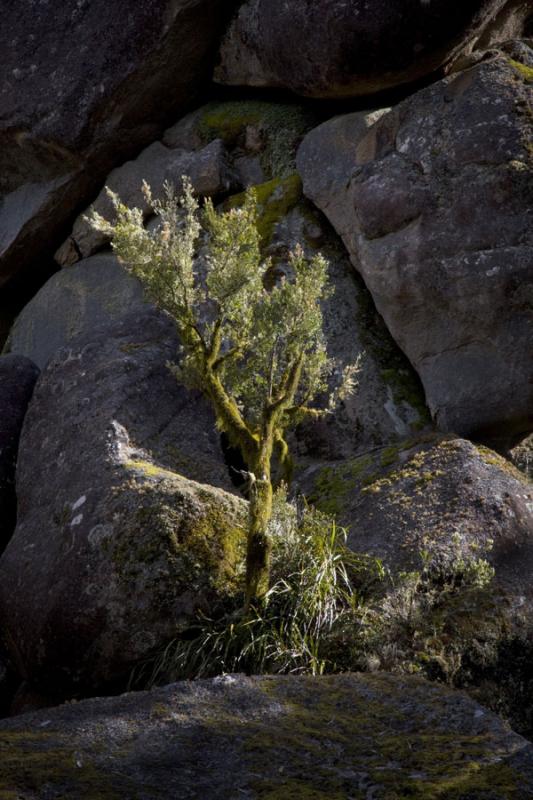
[298, 51, 533, 449]
[0, 0, 234, 287]
[305, 435, 533, 616]
[1, 673, 533, 797]
[0, 355, 39, 553]
[215, 0, 518, 98]
[0, 309, 245, 696]
[4, 254, 146, 369]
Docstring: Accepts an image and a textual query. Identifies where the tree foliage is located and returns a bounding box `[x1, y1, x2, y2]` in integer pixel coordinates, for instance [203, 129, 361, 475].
[87, 178, 333, 605]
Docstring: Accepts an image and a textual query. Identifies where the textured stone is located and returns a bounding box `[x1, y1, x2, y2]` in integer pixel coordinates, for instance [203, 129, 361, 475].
[60, 138, 235, 264]
[1, 673, 533, 798]
[0, 355, 39, 553]
[0, 310, 245, 695]
[4, 254, 146, 369]
[298, 52, 533, 448]
[216, 0, 516, 98]
[0, 0, 233, 286]
[305, 435, 533, 619]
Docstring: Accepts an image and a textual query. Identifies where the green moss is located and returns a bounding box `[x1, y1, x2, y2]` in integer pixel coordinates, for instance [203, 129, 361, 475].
[381, 367, 431, 428]
[508, 58, 533, 82]
[110, 467, 246, 605]
[243, 676, 527, 800]
[125, 458, 181, 481]
[363, 442, 447, 495]
[309, 454, 374, 517]
[0, 731, 127, 799]
[227, 174, 302, 249]
[196, 101, 320, 178]
[475, 444, 532, 485]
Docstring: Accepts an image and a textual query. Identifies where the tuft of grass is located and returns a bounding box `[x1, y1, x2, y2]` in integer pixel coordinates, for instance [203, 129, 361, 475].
[133, 492, 382, 685]
[130, 493, 501, 692]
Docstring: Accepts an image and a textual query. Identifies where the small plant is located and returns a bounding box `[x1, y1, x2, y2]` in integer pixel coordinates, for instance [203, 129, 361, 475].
[357, 536, 498, 683]
[87, 179, 354, 607]
[131, 489, 383, 686]
[129, 494, 500, 690]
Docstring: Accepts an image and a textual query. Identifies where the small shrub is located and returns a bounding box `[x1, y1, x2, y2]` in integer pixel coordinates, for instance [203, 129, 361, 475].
[131, 496, 500, 691]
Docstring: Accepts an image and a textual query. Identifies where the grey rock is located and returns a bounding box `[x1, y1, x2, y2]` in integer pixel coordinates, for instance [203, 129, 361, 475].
[298, 53, 533, 448]
[4, 254, 147, 370]
[1, 672, 533, 797]
[0, 355, 39, 553]
[305, 435, 533, 619]
[0, 0, 233, 286]
[0, 309, 245, 694]
[216, 0, 516, 98]
[512, 433, 533, 479]
[296, 108, 391, 233]
[60, 138, 235, 264]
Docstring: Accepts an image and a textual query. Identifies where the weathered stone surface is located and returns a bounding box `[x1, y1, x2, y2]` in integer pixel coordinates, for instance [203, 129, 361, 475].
[296, 109, 391, 233]
[1, 672, 533, 798]
[0, 310, 245, 695]
[216, 0, 515, 98]
[0, 355, 39, 553]
[4, 254, 146, 369]
[298, 53, 533, 448]
[0, 0, 233, 286]
[513, 433, 533, 479]
[306, 435, 533, 616]
[59, 138, 235, 264]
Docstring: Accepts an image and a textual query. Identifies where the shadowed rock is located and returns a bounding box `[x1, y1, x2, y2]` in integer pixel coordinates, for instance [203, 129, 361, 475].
[0, 309, 245, 696]
[1, 672, 533, 797]
[298, 50, 533, 448]
[0, 355, 39, 553]
[0, 0, 235, 286]
[216, 0, 521, 98]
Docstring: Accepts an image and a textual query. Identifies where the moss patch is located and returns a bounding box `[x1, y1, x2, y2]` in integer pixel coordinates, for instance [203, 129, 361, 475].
[0, 731, 129, 799]
[226, 174, 302, 249]
[196, 101, 320, 178]
[475, 444, 532, 485]
[107, 464, 247, 616]
[308, 454, 374, 518]
[243, 675, 529, 800]
[508, 58, 533, 83]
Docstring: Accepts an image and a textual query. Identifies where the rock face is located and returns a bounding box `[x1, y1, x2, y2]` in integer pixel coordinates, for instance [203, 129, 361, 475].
[306, 435, 533, 615]
[216, 0, 516, 98]
[1, 673, 533, 798]
[298, 52, 533, 448]
[0, 0, 233, 286]
[58, 138, 236, 265]
[0, 355, 39, 553]
[4, 255, 146, 369]
[0, 309, 245, 695]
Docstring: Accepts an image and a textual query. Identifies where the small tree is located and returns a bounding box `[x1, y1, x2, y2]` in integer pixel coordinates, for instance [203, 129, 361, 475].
[88, 179, 333, 608]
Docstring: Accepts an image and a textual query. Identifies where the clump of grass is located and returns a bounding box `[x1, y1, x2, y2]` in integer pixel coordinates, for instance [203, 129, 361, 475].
[134, 491, 382, 686]
[131, 492, 500, 691]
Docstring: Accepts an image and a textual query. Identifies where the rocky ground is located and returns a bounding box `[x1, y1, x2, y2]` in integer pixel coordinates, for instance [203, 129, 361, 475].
[0, 1, 532, 795]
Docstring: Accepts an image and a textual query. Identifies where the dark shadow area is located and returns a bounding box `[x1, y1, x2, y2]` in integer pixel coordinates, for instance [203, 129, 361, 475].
[0, 257, 59, 350]
[220, 432, 249, 493]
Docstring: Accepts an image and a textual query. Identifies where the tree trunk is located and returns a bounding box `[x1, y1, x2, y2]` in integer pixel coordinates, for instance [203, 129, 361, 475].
[245, 451, 273, 609]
